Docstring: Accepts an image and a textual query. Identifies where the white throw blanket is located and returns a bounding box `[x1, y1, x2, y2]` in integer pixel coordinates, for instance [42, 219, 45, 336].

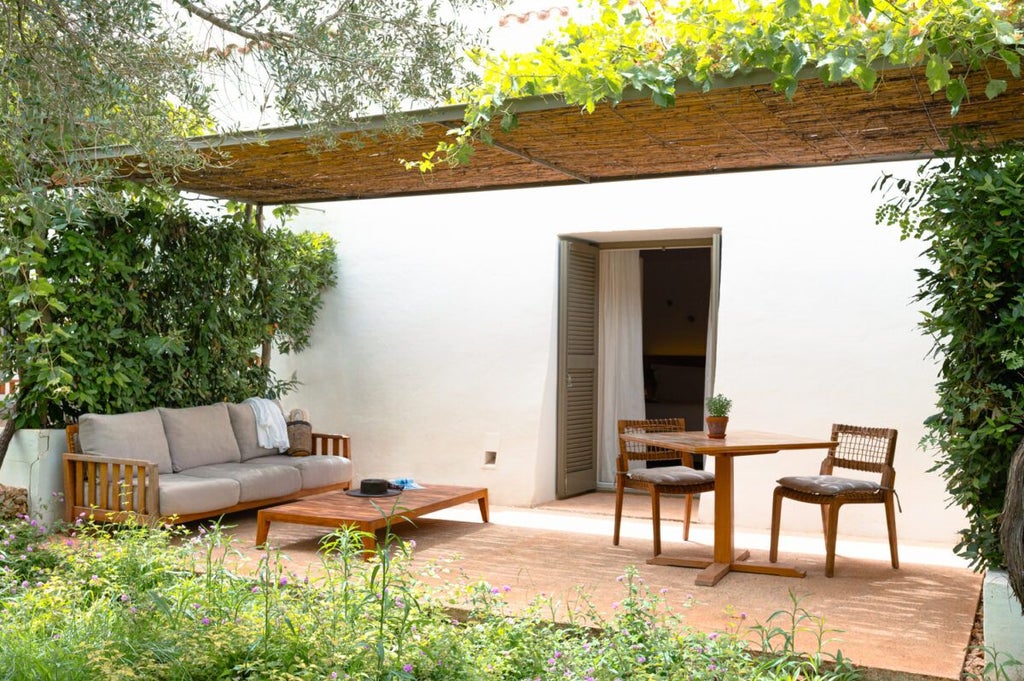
[244, 397, 290, 452]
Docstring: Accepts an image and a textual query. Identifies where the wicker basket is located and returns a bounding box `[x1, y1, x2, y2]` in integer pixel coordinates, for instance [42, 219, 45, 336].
[286, 408, 312, 457]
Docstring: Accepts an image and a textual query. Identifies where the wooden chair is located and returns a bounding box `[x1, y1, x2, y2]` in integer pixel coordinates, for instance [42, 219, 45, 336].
[613, 418, 715, 556]
[769, 423, 899, 577]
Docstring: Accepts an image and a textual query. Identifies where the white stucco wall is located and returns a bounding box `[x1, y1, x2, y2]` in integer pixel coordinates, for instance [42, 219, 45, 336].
[275, 159, 965, 546]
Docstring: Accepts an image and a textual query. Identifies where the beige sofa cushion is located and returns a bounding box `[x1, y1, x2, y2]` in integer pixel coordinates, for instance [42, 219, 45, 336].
[158, 474, 240, 517]
[79, 409, 173, 474]
[159, 403, 241, 473]
[226, 402, 282, 461]
[247, 454, 354, 489]
[184, 463, 302, 502]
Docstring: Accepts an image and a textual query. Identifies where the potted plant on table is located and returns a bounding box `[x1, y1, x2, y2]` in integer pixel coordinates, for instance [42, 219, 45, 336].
[705, 394, 733, 439]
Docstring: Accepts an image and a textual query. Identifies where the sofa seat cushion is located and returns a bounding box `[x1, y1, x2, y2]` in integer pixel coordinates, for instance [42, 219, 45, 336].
[247, 455, 354, 490]
[226, 402, 282, 461]
[184, 463, 301, 502]
[96, 474, 240, 518]
[79, 409, 173, 474]
[159, 403, 242, 472]
[159, 475, 241, 517]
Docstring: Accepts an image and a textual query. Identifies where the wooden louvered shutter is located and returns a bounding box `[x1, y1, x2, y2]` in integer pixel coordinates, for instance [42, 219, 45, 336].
[557, 239, 599, 497]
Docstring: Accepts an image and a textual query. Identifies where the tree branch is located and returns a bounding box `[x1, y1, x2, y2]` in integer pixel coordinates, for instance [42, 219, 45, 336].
[167, 0, 294, 44]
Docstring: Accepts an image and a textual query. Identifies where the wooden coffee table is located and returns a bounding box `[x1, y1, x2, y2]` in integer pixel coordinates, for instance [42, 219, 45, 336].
[255, 484, 489, 555]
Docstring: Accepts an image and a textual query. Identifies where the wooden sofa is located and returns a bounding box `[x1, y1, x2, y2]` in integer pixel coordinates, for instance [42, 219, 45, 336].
[63, 402, 352, 524]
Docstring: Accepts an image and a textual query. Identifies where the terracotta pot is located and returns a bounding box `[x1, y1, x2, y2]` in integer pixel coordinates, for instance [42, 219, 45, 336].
[706, 416, 729, 439]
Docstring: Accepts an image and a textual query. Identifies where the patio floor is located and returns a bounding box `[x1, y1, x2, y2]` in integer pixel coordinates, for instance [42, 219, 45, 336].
[217, 490, 980, 681]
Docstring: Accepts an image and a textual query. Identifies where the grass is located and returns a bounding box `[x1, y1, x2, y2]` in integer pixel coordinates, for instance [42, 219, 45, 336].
[0, 511, 873, 680]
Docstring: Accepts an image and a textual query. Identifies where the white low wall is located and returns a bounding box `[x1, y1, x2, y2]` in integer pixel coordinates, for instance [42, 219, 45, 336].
[0, 429, 66, 528]
[275, 159, 966, 547]
[984, 570, 1024, 679]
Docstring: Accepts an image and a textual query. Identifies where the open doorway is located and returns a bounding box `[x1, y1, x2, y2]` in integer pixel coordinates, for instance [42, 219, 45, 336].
[640, 248, 711, 429]
[556, 233, 719, 497]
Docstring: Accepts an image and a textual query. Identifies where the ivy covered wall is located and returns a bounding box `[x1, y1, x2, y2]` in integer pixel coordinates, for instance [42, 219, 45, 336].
[0, 186, 337, 431]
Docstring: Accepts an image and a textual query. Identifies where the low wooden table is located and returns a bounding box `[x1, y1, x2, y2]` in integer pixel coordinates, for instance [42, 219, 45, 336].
[255, 484, 489, 555]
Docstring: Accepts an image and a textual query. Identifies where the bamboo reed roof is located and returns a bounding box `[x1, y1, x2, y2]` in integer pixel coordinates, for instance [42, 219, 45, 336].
[163, 63, 1024, 204]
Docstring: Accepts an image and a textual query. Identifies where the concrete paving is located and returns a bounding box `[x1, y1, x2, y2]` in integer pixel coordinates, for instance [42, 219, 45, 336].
[218, 491, 980, 681]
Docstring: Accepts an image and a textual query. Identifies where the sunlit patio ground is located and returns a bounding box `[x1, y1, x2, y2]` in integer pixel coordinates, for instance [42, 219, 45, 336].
[215, 491, 980, 681]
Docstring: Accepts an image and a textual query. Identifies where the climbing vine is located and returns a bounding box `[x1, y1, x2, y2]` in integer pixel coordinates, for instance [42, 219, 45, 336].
[412, 0, 1024, 170]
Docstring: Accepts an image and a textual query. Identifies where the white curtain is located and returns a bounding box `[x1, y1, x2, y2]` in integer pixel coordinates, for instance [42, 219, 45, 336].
[597, 249, 645, 485]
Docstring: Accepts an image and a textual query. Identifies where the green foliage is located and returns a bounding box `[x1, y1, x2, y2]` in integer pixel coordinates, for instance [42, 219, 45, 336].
[0, 519, 861, 680]
[0, 0, 492, 193]
[966, 646, 1023, 680]
[706, 393, 733, 417]
[0, 512, 64, 588]
[0, 186, 337, 428]
[752, 590, 860, 681]
[875, 138, 1024, 570]
[414, 0, 1024, 170]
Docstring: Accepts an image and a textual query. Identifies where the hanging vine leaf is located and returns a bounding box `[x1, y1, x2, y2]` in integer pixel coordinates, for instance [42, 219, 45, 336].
[414, 0, 1024, 171]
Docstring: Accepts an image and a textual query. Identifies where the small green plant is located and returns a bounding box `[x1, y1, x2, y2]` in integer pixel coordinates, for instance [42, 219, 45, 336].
[750, 590, 860, 681]
[0, 518, 861, 680]
[706, 393, 733, 417]
[0, 513, 65, 589]
[963, 645, 1023, 681]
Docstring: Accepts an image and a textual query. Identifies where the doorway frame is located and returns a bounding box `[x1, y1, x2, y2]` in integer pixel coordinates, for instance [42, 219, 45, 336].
[555, 228, 723, 497]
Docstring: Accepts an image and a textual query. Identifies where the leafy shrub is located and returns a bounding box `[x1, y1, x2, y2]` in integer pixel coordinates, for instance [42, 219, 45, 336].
[0, 518, 861, 680]
[876, 139, 1024, 570]
[0, 185, 337, 429]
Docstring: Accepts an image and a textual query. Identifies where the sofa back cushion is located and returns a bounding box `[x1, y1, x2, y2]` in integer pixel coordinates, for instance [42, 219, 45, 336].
[226, 402, 282, 462]
[159, 403, 242, 472]
[78, 409, 174, 474]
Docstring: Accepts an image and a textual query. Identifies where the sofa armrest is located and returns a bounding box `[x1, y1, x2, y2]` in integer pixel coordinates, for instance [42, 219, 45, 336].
[311, 432, 350, 459]
[62, 453, 160, 523]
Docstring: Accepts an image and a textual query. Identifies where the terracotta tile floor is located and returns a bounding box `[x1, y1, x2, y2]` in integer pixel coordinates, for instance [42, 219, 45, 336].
[217, 491, 980, 681]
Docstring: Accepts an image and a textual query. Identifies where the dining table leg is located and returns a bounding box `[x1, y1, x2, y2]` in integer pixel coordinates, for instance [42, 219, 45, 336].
[647, 453, 751, 579]
[695, 452, 805, 585]
[695, 453, 748, 586]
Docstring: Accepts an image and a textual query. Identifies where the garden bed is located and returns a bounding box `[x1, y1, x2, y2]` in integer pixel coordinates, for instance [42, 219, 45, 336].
[0, 515, 867, 680]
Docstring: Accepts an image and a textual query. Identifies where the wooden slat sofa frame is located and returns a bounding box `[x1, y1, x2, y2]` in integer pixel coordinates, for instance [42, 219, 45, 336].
[63, 425, 351, 524]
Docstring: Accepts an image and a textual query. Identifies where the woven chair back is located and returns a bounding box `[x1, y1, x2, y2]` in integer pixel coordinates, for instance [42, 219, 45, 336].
[618, 418, 687, 464]
[828, 423, 898, 474]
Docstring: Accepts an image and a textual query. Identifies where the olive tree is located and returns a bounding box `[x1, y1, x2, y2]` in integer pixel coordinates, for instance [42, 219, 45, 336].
[0, 0, 493, 464]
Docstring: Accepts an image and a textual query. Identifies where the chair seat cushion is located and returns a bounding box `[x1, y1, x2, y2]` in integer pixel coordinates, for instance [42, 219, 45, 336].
[627, 465, 715, 486]
[777, 475, 881, 496]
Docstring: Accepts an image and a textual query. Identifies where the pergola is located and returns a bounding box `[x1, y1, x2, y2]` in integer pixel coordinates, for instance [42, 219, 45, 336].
[157, 62, 1024, 205]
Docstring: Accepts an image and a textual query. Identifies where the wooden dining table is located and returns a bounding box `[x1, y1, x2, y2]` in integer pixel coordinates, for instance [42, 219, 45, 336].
[618, 429, 836, 586]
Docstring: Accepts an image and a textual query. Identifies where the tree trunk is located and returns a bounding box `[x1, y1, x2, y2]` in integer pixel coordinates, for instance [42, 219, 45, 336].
[255, 204, 273, 371]
[0, 417, 16, 472]
[1001, 437, 1024, 607]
